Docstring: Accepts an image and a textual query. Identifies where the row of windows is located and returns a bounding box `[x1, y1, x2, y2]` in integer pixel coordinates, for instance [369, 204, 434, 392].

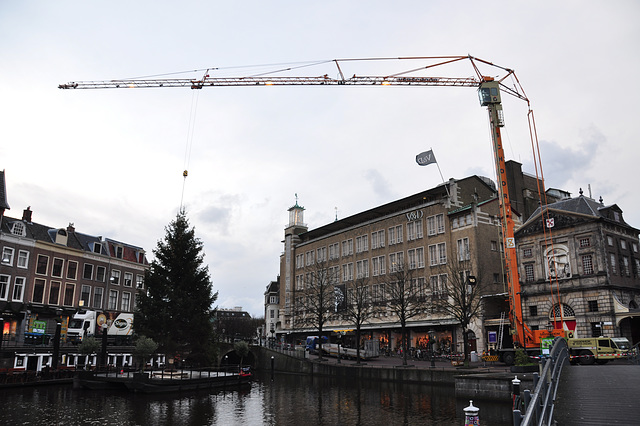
[523, 251, 640, 282]
[294, 275, 449, 305]
[606, 235, 639, 253]
[2, 249, 144, 288]
[26, 277, 133, 311]
[0, 274, 26, 302]
[297, 241, 463, 271]
[295, 216, 449, 268]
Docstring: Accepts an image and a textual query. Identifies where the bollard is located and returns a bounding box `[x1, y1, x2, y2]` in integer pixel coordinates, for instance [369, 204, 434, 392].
[512, 376, 521, 411]
[463, 400, 479, 425]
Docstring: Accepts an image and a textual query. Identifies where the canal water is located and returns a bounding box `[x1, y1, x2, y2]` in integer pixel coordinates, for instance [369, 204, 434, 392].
[0, 371, 512, 425]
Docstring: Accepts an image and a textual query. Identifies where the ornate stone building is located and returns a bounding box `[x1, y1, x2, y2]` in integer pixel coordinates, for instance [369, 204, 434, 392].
[515, 191, 640, 344]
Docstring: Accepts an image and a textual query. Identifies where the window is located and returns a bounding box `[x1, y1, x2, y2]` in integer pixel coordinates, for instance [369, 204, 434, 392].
[633, 242, 638, 253]
[529, 305, 538, 317]
[430, 274, 447, 295]
[491, 241, 498, 251]
[270, 309, 275, 319]
[12, 277, 25, 301]
[523, 248, 533, 258]
[93, 243, 102, 254]
[11, 222, 25, 236]
[108, 290, 118, 310]
[415, 220, 423, 239]
[372, 256, 386, 276]
[16, 250, 28, 268]
[622, 256, 630, 276]
[136, 275, 144, 289]
[295, 274, 303, 290]
[124, 272, 133, 287]
[429, 245, 438, 266]
[610, 253, 617, 274]
[436, 214, 445, 234]
[588, 300, 599, 312]
[63, 283, 75, 306]
[582, 255, 594, 275]
[110, 270, 120, 285]
[80, 285, 91, 307]
[305, 251, 314, 266]
[93, 287, 104, 309]
[115, 246, 123, 259]
[356, 235, 368, 253]
[427, 216, 437, 236]
[388, 226, 396, 245]
[0, 275, 9, 300]
[2, 247, 14, 265]
[83, 264, 94, 280]
[33, 279, 46, 304]
[408, 249, 416, 269]
[341, 239, 353, 257]
[342, 263, 353, 282]
[49, 281, 61, 305]
[66, 261, 78, 280]
[329, 243, 340, 259]
[579, 237, 591, 248]
[316, 246, 327, 262]
[52, 258, 64, 278]
[356, 259, 369, 278]
[457, 238, 470, 261]
[524, 264, 535, 282]
[389, 252, 404, 272]
[493, 273, 500, 283]
[121, 292, 131, 311]
[607, 236, 613, 246]
[591, 322, 602, 337]
[36, 255, 49, 275]
[394, 225, 403, 243]
[438, 243, 446, 264]
[407, 222, 417, 241]
[416, 247, 425, 268]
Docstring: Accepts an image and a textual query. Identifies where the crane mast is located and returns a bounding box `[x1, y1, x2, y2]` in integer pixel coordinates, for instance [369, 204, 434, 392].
[59, 55, 551, 351]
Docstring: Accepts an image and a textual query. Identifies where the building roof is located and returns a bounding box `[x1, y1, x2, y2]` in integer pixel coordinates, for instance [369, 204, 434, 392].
[299, 175, 496, 241]
[521, 193, 638, 232]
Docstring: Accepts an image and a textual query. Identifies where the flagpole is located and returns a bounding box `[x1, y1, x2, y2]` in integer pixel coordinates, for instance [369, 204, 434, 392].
[417, 147, 450, 198]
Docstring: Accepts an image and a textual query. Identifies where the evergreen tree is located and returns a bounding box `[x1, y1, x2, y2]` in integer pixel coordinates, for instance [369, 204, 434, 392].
[135, 211, 218, 366]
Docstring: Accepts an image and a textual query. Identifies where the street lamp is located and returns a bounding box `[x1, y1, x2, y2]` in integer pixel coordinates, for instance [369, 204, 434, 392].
[428, 328, 436, 368]
[52, 309, 63, 370]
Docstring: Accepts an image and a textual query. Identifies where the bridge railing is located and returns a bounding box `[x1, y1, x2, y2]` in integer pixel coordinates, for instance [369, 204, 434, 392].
[513, 337, 569, 426]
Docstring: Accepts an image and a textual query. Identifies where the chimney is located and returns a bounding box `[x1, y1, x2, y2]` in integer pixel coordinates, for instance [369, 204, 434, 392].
[67, 222, 75, 233]
[22, 206, 32, 223]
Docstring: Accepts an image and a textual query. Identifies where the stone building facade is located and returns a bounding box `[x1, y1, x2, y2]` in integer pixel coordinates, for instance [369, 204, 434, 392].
[276, 176, 507, 355]
[514, 192, 640, 344]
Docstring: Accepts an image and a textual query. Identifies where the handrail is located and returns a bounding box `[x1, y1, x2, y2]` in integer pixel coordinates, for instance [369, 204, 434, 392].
[513, 337, 568, 426]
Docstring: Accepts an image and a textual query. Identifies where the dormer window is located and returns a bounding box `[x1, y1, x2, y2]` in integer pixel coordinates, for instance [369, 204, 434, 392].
[55, 229, 68, 245]
[115, 246, 123, 259]
[11, 222, 25, 237]
[93, 243, 102, 254]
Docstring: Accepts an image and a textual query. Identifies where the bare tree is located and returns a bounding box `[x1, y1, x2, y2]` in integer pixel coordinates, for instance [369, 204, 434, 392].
[293, 260, 338, 360]
[385, 260, 427, 366]
[342, 276, 377, 364]
[433, 258, 485, 363]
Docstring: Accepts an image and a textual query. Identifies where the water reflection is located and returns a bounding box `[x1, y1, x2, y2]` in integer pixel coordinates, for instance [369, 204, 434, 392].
[0, 371, 511, 425]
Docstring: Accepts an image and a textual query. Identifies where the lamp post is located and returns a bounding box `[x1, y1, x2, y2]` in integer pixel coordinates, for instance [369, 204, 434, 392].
[428, 328, 436, 368]
[52, 309, 62, 370]
[270, 326, 275, 348]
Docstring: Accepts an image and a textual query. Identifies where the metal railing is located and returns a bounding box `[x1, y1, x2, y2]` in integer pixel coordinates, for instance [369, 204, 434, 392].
[513, 337, 568, 426]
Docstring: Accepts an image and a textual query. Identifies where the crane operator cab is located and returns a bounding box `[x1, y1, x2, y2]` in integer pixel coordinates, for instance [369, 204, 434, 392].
[478, 79, 505, 127]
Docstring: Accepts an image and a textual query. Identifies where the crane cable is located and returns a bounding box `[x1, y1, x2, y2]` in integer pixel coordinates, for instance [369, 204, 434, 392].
[180, 89, 200, 211]
[527, 110, 565, 330]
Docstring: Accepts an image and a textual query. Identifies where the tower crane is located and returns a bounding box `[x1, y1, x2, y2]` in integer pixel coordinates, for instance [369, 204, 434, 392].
[60, 55, 564, 361]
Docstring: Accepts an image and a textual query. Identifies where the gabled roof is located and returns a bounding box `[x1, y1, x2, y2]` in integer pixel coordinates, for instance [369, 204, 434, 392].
[519, 194, 638, 233]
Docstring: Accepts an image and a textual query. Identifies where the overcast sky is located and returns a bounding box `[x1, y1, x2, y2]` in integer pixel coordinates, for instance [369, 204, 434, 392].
[2, 1, 639, 317]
